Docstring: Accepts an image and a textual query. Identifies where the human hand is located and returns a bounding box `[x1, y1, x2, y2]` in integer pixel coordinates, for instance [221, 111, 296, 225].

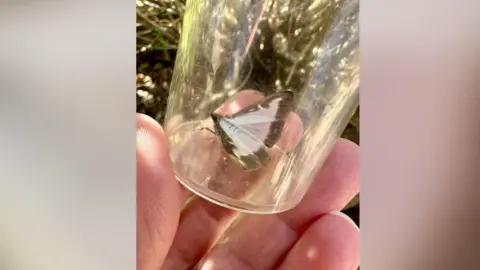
[137, 99, 359, 270]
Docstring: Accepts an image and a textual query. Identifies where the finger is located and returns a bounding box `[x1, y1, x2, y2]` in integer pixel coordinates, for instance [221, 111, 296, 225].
[161, 198, 237, 270]
[278, 139, 360, 230]
[277, 112, 303, 151]
[215, 89, 265, 114]
[196, 139, 360, 270]
[278, 212, 360, 270]
[137, 113, 182, 270]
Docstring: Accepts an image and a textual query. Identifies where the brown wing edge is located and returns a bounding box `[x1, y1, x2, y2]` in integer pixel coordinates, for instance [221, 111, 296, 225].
[263, 91, 294, 148]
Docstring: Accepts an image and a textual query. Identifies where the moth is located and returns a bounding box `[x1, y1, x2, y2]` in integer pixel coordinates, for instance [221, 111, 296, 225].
[203, 91, 294, 171]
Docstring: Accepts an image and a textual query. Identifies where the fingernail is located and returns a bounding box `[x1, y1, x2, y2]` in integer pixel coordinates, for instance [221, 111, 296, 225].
[329, 211, 359, 232]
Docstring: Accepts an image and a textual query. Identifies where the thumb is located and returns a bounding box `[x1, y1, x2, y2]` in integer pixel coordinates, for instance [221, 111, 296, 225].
[137, 113, 181, 270]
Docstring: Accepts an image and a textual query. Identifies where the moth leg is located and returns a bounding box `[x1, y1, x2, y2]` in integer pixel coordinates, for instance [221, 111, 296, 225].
[199, 127, 216, 135]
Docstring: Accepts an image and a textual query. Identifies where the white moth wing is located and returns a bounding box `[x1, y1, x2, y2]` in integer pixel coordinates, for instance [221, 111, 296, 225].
[217, 117, 269, 170]
[224, 116, 273, 148]
[227, 92, 293, 148]
[211, 91, 294, 170]
[230, 95, 287, 124]
[218, 118, 265, 157]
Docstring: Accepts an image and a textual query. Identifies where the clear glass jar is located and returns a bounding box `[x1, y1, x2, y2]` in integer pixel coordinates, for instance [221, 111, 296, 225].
[164, 0, 359, 214]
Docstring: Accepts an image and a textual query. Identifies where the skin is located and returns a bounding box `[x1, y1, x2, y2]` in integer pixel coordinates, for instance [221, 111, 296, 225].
[137, 91, 360, 270]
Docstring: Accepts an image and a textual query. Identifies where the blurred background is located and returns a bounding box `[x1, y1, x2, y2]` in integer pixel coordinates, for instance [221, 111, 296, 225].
[135, 0, 359, 225]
